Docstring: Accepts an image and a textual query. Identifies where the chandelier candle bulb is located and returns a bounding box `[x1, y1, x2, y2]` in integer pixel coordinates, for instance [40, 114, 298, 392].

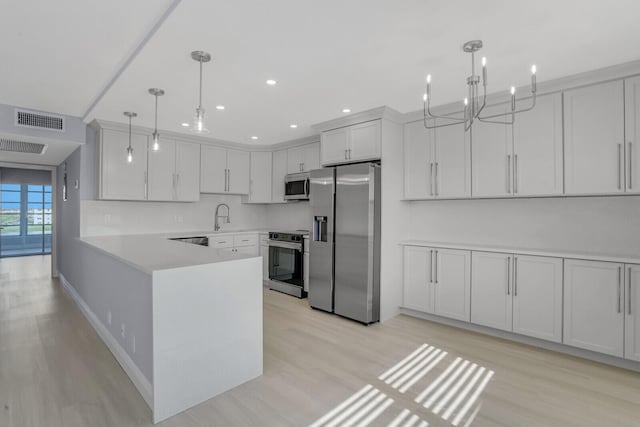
[482, 57, 487, 85]
[531, 65, 537, 93]
[510, 86, 516, 111]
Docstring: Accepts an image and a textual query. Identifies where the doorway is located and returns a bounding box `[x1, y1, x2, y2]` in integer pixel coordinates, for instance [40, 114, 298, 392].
[0, 167, 52, 257]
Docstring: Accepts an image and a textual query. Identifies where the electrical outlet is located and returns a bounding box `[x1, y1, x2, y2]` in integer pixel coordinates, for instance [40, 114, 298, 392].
[107, 311, 112, 325]
[121, 323, 126, 338]
[74, 179, 79, 190]
[132, 335, 136, 354]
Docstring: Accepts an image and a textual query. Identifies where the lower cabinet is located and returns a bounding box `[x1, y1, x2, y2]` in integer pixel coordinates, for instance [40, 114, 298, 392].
[208, 234, 259, 256]
[403, 246, 471, 322]
[260, 233, 269, 281]
[564, 259, 624, 357]
[471, 252, 563, 343]
[626, 264, 640, 361]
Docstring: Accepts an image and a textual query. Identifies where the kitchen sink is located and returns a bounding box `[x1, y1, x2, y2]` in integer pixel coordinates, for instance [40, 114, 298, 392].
[169, 236, 209, 247]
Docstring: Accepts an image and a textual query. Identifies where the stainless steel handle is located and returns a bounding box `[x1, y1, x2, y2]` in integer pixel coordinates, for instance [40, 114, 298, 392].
[429, 163, 434, 196]
[302, 162, 305, 171]
[629, 267, 633, 315]
[434, 250, 438, 284]
[268, 240, 303, 251]
[144, 171, 148, 199]
[514, 155, 518, 194]
[224, 169, 228, 192]
[348, 148, 352, 160]
[618, 144, 622, 190]
[629, 142, 633, 190]
[429, 250, 433, 283]
[344, 149, 348, 160]
[434, 162, 439, 196]
[506, 155, 511, 194]
[506, 256, 511, 295]
[618, 266, 622, 313]
[514, 257, 518, 296]
[228, 169, 231, 192]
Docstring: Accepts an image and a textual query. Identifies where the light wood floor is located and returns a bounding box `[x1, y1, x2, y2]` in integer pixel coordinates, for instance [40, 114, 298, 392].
[1, 256, 639, 426]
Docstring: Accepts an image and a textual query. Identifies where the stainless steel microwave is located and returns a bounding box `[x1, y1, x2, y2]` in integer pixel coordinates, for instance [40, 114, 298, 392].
[284, 172, 310, 200]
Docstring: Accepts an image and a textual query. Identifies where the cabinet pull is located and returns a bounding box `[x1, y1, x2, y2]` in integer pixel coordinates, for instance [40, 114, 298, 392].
[228, 169, 231, 192]
[508, 155, 512, 193]
[618, 266, 622, 313]
[348, 148, 352, 160]
[514, 155, 518, 194]
[629, 267, 633, 315]
[144, 171, 148, 199]
[302, 162, 305, 171]
[514, 256, 518, 296]
[434, 162, 439, 196]
[429, 250, 433, 283]
[434, 250, 438, 284]
[618, 144, 622, 190]
[506, 256, 511, 295]
[344, 149, 348, 160]
[629, 142, 633, 190]
[429, 163, 434, 196]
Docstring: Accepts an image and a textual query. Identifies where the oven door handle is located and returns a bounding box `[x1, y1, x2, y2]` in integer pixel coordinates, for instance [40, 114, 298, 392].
[268, 240, 303, 251]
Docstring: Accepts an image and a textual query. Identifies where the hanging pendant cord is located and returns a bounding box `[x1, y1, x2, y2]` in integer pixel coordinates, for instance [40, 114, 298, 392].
[198, 58, 203, 109]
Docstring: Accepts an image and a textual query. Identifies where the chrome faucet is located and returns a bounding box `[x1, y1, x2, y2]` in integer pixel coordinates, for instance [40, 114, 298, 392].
[214, 203, 230, 231]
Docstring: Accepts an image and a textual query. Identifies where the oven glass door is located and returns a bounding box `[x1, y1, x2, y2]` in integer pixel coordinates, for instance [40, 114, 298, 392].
[269, 244, 303, 287]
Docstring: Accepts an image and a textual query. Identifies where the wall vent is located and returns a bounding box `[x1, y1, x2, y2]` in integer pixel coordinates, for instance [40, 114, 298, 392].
[0, 138, 47, 154]
[15, 109, 65, 132]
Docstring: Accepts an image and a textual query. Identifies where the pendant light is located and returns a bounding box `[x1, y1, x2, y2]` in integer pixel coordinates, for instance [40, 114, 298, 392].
[123, 111, 137, 163]
[190, 50, 212, 133]
[148, 88, 165, 151]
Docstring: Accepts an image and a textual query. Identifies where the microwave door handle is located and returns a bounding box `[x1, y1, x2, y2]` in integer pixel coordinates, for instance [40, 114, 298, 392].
[305, 178, 310, 196]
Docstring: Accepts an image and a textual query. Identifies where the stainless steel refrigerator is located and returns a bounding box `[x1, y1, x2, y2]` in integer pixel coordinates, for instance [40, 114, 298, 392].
[308, 163, 381, 324]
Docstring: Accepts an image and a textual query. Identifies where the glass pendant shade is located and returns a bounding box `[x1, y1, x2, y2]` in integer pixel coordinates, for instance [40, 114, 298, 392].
[123, 111, 137, 163]
[192, 107, 209, 134]
[190, 51, 212, 134]
[127, 146, 133, 163]
[152, 131, 160, 151]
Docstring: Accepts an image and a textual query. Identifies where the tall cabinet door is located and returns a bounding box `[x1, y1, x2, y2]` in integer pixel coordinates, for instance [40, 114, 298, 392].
[200, 145, 227, 193]
[471, 251, 513, 331]
[226, 149, 250, 194]
[175, 142, 200, 201]
[321, 128, 349, 166]
[433, 249, 470, 321]
[513, 93, 563, 196]
[272, 149, 288, 203]
[349, 120, 381, 162]
[100, 129, 148, 200]
[435, 123, 471, 198]
[625, 77, 640, 193]
[564, 259, 624, 357]
[403, 246, 434, 313]
[564, 81, 625, 195]
[249, 151, 272, 203]
[625, 264, 640, 361]
[512, 255, 563, 343]
[403, 120, 435, 199]
[147, 140, 176, 201]
[471, 106, 514, 197]
[302, 142, 320, 172]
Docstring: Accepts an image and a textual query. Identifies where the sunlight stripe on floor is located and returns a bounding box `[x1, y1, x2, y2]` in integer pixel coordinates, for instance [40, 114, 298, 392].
[385, 346, 435, 385]
[378, 344, 429, 381]
[308, 385, 373, 427]
[387, 409, 411, 427]
[441, 367, 486, 421]
[324, 388, 380, 427]
[398, 350, 448, 393]
[423, 360, 470, 409]
[414, 357, 462, 404]
[433, 363, 478, 414]
[352, 397, 394, 427]
[451, 371, 494, 426]
[341, 392, 388, 427]
[403, 414, 420, 427]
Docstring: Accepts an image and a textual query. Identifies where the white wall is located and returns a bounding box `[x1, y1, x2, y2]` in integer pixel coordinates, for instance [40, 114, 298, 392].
[265, 201, 311, 231]
[406, 196, 640, 257]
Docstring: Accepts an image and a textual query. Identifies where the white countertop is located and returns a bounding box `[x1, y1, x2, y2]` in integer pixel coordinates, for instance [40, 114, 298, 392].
[400, 240, 640, 265]
[79, 230, 265, 274]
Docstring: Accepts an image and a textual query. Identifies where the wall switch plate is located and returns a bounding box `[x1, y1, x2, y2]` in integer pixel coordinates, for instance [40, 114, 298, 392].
[74, 179, 79, 190]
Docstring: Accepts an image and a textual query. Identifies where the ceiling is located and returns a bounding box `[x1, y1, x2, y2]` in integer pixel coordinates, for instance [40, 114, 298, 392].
[3, 0, 640, 146]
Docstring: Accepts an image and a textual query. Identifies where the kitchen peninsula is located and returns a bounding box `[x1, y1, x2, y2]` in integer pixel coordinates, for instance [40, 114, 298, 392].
[60, 233, 263, 423]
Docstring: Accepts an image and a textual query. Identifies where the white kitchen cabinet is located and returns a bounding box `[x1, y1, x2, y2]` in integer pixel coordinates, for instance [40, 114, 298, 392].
[434, 120, 471, 198]
[403, 120, 435, 199]
[511, 255, 563, 343]
[403, 246, 432, 312]
[471, 251, 513, 331]
[272, 149, 288, 203]
[321, 120, 381, 165]
[248, 151, 272, 203]
[564, 81, 625, 195]
[259, 233, 269, 281]
[512, 93, 564, 196]
[433, 248, 471, 322]
[148, 141, 200, 202]
[147, 140, 176, 201]
[564, 259, 624, 357]
[625, 76, 640, 194]
[402, 246, 470, 321]
[201, 146, 250, 195]
[100, 129, 148, 200]
[287, 143, 320, 174]
[208, 233, 258, 256]
[625, 264, 640, 361]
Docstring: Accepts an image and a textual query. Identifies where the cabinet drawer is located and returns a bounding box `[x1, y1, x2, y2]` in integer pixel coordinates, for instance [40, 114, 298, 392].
[208, 235, 234, 248]
[234, 234, 258, 247]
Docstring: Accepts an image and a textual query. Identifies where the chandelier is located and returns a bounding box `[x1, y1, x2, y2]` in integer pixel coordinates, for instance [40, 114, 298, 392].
[423, 40, 537, 131]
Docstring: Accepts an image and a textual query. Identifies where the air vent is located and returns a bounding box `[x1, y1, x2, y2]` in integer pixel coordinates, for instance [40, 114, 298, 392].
[0, 138, 46, 154]
[15, 109, 65, 132]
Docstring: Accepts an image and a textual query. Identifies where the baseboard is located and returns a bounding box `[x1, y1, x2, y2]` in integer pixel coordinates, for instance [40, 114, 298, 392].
[400, 307, 640, 373]
[58, 274, 153, 408]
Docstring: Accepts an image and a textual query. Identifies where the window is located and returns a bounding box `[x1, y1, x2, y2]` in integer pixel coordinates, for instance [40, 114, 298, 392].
[0, 183, 21, 236]
[27, 185, 52, 235]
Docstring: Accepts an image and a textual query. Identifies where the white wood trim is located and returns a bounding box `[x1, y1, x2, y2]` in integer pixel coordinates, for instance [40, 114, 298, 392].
[58, 273, 153, 409]
[311, 106, 404, 132]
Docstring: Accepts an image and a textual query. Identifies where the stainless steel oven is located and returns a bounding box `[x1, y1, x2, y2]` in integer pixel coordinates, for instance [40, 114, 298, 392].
[284, 172, 310, 200]
[267, 231, 305, 298]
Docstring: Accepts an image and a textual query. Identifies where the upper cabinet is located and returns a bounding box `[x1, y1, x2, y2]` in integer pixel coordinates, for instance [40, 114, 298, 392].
[625, 76, 640, 194]
[403, 119, 470, 199]
[564, 80, 625, 195]
[247, 151, 272, 203]
[201, 146, 250, 195]
[100, 128, 149, 201]
[148, 141, 200, 202]
[287, 142, 320, 174]
[174, 142, 201, 201]
[272, 149, 288, 203]
[321, 120, 381, 166]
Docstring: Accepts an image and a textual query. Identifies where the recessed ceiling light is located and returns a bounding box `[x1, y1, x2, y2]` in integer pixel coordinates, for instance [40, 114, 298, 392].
[266, 79, 277, 85]
[342, 108, 351, 113]
[290, 124, 298, 128]
[251, 136, 259, 140]
[216, 105, 225, 110]
[181, 122, 189, 127]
